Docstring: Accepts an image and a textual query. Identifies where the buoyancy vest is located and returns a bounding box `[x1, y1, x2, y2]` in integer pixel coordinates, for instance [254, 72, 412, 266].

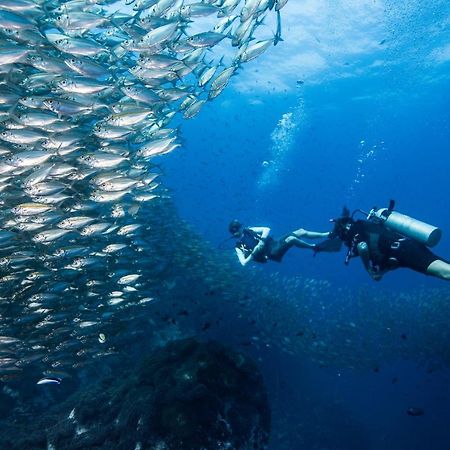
[236, 228, 268, 263]
[347, 220, 404, 267]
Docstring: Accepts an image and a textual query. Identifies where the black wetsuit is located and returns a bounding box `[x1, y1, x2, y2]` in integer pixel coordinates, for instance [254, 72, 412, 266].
[344, 220, 440, 274]
[236, 228, 297, 263]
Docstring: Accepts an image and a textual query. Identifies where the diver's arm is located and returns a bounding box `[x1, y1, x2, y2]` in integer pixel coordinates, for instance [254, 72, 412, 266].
[248, 227, 270, 253]
[249, 227, 270, 240]
[235, 247, 253, 266]
[357, 241, 383, 281]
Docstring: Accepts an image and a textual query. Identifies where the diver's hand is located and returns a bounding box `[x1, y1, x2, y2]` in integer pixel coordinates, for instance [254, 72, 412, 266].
[254, 242, 265, 252]
[368, 268, 383, 281]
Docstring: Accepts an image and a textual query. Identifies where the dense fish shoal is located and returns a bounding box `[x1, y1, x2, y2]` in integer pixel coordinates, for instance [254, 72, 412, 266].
[0, 0, 287, 376]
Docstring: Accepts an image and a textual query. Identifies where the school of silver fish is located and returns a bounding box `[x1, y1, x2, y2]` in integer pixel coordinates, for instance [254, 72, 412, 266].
[0, 0, 287, 379]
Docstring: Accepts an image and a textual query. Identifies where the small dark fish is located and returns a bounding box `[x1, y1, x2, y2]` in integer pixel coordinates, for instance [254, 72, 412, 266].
[274, 10, 283, 46]
[407, 407, 424, 416]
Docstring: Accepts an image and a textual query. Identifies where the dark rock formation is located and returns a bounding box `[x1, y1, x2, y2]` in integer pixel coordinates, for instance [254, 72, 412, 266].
[4, 339, 270, 450]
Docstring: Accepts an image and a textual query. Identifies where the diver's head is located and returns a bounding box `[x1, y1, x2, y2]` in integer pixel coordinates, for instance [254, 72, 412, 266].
[228, 219, 242, 237]
[330, 207, 355, 241]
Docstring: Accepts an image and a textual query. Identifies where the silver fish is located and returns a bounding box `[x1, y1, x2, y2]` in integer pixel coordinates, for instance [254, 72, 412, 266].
[57, 216, 95, 229]
[236, 38, 273, 63]
[0, 129, 47, 145]
[37, 377, 61, 385]
[25, 181, 66, 196]
[209, 66, 236, 99]
[187, 32, 228, 48]
[105, 110, 153, 127]
[12, 203, 54, 216]
[64, 56, 110, 79]
[56, 77, 110, 95]
[0, 10, 37, 30]
[0, 46, 30, 65]
[33, 229, 72, 243]
[78, 152, 127, 169]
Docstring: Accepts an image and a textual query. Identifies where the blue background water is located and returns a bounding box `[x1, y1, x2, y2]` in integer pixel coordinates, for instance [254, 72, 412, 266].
[161, 1, 450, 448]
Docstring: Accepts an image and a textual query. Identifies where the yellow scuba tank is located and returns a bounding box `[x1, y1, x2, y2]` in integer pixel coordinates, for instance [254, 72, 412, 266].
[369, 202, 442, 247]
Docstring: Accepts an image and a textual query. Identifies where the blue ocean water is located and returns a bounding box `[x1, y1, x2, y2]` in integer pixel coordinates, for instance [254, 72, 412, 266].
[1, 1, 448, 448]
[160, 1, 450, 448]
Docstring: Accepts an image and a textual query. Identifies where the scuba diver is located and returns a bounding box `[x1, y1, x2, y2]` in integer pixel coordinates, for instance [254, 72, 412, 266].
[330, 202, 450, 281]
[228, 219, 336, 266]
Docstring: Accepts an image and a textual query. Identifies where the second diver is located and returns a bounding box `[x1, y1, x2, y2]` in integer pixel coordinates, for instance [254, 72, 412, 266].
[228, 219, 338, 266]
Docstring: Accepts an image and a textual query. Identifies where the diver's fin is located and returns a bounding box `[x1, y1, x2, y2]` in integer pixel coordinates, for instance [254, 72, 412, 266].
[315, 238, 343, 254]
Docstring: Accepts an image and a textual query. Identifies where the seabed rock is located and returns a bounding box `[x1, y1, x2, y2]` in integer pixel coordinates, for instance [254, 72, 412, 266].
[44, 339, 270, 450]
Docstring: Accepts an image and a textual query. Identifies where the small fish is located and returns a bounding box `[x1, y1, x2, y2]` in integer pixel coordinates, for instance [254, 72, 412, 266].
[118, 274, 141, 285]
[140, 22, 180, 48]
[6, 150, 53, 168]
[407, 407, 424, 417]
[0, 129, 47, 145]
[120, 84, 162, 105]
[57, 216, 95, 229]
[237, 39, 273, 63]
[37, 377, 61, 385]
[0, 46, 30, 65]
[187, 32, 228, 48]
[183, 99, 206, 119]
[33, 229, 72, 243]
[198, 65, 220, 87]
[103, 243, 127, 253]
[0, 10, 37, 30]
[56, 77, 110, 95]
[80, 222, 111, 236]
[64, 56, 110, 79]
[209, 66, 236, 99]
[137, 137, 177, 158]
[25, 181, 66, 196]
[12, 203, 54, 216]
[78, 153, 127, 169]
[181, 3, 218, 18]
[105, 110, 153, 127]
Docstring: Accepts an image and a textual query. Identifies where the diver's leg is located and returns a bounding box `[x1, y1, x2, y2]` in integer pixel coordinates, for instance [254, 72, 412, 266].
[286, 235, 316, 249]
[269, 236, 314, 261]
[292, 228, 330, 239]
[426, 260, 450, 280]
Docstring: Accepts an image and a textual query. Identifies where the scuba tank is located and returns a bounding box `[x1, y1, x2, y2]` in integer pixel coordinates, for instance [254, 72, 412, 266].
[368, 201, 442, 247]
